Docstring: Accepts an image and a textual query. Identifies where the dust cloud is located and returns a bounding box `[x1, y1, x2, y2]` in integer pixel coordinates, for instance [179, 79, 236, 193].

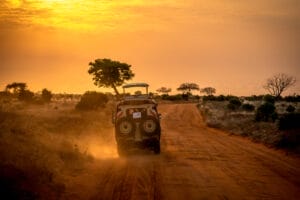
[0, 101, 119, 199]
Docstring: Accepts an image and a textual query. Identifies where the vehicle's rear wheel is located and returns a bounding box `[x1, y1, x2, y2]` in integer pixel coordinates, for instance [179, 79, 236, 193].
[117, 143, 128, 157]
[153, 140, 160, 154]
[140, 116, 160, 136]
[116, 117, 135, 137]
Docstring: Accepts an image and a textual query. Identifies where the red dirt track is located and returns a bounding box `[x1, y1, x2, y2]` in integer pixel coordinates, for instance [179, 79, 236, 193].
[67, 104, 300, 200]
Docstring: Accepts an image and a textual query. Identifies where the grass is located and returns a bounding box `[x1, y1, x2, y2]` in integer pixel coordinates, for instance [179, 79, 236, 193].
[198, 100, 300, 153]
[0, 99, 115, 199]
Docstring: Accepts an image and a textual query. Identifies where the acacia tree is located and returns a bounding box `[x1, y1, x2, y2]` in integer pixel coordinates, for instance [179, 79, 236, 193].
[177, 83, 199, 94]
[88, 58, 135, 96]
[5, 82, 27, 94]
[177, 83, 199, 101]
[5, 82, 34, 102]
[156, 87, 172, 95]
[263, 73, 296, 98]
[200, 87, 216, 96]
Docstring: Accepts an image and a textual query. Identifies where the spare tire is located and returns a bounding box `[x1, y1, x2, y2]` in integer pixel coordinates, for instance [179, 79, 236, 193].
[116, 118, 135, 137]
[141, 116, 160, 135]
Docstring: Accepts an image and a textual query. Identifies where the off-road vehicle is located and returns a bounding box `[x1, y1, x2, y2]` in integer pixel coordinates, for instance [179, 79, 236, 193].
[112, 83, 161, 155]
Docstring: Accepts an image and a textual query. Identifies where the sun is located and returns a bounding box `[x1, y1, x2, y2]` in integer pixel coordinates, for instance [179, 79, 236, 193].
[8, 0, 22, 7]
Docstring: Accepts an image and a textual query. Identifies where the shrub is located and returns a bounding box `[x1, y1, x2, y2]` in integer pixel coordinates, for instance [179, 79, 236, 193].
[255, 102, 277, 122]
[286, 105, 295, 113]
[162, 94, 183, 101]
[283, 95, 300, 102]
[242, 103, 255, 112]
[263, 94, 275, 104]
[75, 91, 108, 110]
[227, 98, 242, 110]
[18, 90, 34, 102]
[244, 95, 264, 101]
[279, 113, 300, 130]
[41, 88, 52, 103]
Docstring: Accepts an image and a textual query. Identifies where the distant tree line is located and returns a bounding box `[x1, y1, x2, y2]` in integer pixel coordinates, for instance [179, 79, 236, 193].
[1, 82, 53, 104]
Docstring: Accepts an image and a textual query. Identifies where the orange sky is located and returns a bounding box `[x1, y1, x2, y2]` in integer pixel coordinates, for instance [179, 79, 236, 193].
[0, 0, 299, 95]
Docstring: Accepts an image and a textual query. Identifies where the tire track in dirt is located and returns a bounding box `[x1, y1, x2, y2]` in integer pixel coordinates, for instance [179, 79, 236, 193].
[66, 103, 300, 200]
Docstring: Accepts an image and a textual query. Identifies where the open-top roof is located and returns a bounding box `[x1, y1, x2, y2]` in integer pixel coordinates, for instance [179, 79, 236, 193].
[122, 83, 149, 88]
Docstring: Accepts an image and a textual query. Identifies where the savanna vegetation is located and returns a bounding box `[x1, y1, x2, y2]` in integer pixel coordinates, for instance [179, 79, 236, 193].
[0, 83, 115, 199]
[1, 60, 299, 199]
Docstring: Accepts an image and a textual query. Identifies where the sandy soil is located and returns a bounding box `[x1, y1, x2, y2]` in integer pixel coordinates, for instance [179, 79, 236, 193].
[63, 103, 300, 200]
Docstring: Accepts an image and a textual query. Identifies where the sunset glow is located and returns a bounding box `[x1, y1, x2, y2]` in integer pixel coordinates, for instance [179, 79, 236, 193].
[1, 0, 299, 95]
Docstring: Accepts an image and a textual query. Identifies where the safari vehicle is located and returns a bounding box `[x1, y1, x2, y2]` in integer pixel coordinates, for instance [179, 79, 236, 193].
[112, 83, 161, 155]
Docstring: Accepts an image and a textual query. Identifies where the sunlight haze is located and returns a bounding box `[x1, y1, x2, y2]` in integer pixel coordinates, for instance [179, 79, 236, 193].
[1, 0, 299, 95]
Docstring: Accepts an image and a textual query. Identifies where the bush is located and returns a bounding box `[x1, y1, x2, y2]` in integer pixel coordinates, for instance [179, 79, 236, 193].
[279, 113, 300, 130]
[162, 94, 183, 101]
[244, 95, 264, 101]
[18, 90, 34, 102]
[283, 95, 300, 102]
[161, 94, 169, 100]
[255, 102, 277, 122]
[41, 88, 52, 103]
[75, 91, 108, 111]
[242, 103, 255, 112]
[227, 98, 242, 110]
[286, 105, 295, 113]
[263, 94, 275, 104]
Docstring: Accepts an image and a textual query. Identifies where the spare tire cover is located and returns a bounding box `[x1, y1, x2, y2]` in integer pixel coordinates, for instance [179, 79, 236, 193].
[141, 116, 159, 134]
[116, 118, 135, 136]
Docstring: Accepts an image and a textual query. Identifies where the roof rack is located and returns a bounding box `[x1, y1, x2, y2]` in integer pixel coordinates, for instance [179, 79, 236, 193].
[122, 83, 149, 88]
[122, 83, 149, 94]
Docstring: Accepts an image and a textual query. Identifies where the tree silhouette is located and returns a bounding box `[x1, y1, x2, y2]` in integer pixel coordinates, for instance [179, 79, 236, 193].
[177, 83, 199, 101]
[5, 82, 35, 102]
[156, 87, 172, 95]
[177, 83, 199, 94]
[200, 87, 216, 96]
[263, 73, 296, 98]
[41, 88, 52, 103]
[5, 82, 27, 94]
[88, 58, 134, 96]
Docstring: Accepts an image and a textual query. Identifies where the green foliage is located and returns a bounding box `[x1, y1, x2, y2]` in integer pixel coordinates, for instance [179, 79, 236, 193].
[242, 103, 255, 112]
[75, 91, 108, 111]
[227, 98, 242, 110]
[255, 102, 277, 122]
[286, 105, 296, 113]
[41, 88, 52, 103]
[279, 113, 300, 130]
[88, 58, 134, 95]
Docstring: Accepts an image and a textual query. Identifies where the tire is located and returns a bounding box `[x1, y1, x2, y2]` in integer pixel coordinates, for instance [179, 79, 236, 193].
[116, 117, 135, 137]
[153, 140, 161, 154]
[117, 143, 128, 157]
[140, 116, 160, 135]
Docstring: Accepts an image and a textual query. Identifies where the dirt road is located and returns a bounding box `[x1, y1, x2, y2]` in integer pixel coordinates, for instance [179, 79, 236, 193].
[66, 104, 300, 200]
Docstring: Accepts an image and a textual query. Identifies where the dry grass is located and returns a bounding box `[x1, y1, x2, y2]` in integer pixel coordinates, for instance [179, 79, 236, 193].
[198, 101, 300, 152]
[0, 100, 117, 199]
